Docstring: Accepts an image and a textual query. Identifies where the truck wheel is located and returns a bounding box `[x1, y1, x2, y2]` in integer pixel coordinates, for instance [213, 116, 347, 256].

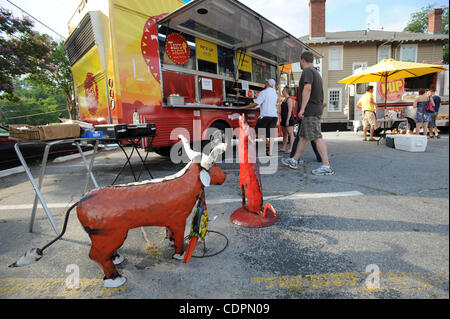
[202, 122, 229, 160]
[154, 147, 171, 158]
[373, 127, 383, 137]
[155, 144, 190, 163]
[392, 118, 416, 132]
[203, 123, 225, 149]
[293, 123, 299, 136]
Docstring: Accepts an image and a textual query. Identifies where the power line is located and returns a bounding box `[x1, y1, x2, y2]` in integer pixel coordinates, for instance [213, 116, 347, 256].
[3, 108, 68, 120]
[5, 0, 66, 40]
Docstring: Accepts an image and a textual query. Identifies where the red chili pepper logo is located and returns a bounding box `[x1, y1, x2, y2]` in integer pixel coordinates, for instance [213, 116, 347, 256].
[84, 72, 99, 115]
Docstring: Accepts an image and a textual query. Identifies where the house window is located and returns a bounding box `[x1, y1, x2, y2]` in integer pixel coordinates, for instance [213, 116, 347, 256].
[352, 62, 368, 74]
[378, 45, 391, 62]
[400, 44, 418, 62]
[328, 88, 342, 112]
[328, 46, 343, 70]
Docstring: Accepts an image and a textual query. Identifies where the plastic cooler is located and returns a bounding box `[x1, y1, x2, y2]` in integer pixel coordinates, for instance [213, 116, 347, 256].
[393, 135, 427, 152]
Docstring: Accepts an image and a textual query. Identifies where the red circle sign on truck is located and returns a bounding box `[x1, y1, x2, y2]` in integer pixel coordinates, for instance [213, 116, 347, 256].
[378, 78, 405, 102]
[165, 33, 190, 65]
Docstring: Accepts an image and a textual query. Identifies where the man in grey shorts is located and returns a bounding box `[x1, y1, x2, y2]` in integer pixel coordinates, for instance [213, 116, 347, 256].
[282, 51, 334, 175]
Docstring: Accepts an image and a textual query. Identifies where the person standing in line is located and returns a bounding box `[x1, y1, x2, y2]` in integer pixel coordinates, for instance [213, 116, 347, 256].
[281, 51, 334, 176]
[279, 86, 296, 154]
[413, 88, 434, 137]
[288, 94, 323, 163]
[357, 86, 377, 141]
[241, 79, 279, 156]
[428, 89, 441, 139]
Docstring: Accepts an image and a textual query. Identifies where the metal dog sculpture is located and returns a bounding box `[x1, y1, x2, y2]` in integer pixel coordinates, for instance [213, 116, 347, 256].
[230, 115, 277, 228]
[10, 136, 227, 288]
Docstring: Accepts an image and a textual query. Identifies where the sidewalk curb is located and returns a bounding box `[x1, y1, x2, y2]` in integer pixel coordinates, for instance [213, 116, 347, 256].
[0, 166, 25, 179]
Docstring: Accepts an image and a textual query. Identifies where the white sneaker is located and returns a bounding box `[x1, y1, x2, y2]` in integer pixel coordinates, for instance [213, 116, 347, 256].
[311, 166, 335, 176]
[281, 157, 304, 169]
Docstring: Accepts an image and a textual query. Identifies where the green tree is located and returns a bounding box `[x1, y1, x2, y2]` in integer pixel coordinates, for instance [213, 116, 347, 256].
[26, 42, 76, 119]
[404, 4, 449, 63]
[0, 7, 56, 101]
[0, 80, 69, 125]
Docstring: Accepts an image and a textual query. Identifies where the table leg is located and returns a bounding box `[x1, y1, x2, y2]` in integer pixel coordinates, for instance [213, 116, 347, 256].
[76, 141, 100, 194]
[134, 140, 153, 180]
[112, 144, 137, 185]
[30, 144, 51, 233]
[14, 143, 60, 236]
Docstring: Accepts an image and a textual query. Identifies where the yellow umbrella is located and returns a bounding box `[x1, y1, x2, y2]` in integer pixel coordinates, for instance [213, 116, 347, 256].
[338, 58, 447, 107]
[338, 58, 448, 85]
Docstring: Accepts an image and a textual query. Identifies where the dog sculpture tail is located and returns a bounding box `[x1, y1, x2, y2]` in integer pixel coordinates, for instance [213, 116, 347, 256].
[9, 201, 79, 267]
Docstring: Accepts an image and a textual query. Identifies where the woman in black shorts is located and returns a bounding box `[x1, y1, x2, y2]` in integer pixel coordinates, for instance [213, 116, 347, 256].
[280, 87, 296, 153]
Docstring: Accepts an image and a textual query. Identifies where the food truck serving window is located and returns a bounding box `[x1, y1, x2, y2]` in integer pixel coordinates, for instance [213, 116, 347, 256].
[156, 0, 321, 107]
[157, 0, 320, 67]
[405, 73, 436, 91]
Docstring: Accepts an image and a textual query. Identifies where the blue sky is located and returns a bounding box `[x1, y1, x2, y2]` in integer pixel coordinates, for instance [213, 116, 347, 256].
[0, 0, 448, 40]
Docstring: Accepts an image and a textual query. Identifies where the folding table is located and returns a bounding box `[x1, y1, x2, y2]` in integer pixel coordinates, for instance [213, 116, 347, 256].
[11, 138, 101, 235]
[376, 118, 407, 145]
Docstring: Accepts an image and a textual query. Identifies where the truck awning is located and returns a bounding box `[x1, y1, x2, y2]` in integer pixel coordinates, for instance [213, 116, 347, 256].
[157, 0, 321, 65]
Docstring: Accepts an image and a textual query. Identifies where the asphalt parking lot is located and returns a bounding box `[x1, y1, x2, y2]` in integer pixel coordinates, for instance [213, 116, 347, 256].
[0, 131, 448, 300]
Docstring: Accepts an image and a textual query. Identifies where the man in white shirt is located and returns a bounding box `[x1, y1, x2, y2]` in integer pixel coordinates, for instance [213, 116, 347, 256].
[242, 79, 279, 156]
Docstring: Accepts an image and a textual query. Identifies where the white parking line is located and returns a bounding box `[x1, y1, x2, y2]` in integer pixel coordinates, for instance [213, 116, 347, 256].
[0, 203, 77, 211]
[207, 191, 363, 205]
[0, 191, 363, 210]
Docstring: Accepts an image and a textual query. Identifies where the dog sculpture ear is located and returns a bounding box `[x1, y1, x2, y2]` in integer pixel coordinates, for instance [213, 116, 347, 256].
[179, 135, 202, 163]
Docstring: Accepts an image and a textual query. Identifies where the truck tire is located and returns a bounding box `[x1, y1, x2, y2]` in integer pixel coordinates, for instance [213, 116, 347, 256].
[392, 118, 416, 132]
[202, 122, 229, 160]
[154, 146, 172, 158]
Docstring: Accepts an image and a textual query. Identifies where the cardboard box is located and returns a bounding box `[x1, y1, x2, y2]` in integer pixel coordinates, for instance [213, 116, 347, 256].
[9, 124, 81, 141]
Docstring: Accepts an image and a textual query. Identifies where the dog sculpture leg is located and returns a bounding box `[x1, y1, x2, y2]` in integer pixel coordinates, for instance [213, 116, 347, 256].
[89, 231, 128, 288]
[170, 223, 187, 260]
